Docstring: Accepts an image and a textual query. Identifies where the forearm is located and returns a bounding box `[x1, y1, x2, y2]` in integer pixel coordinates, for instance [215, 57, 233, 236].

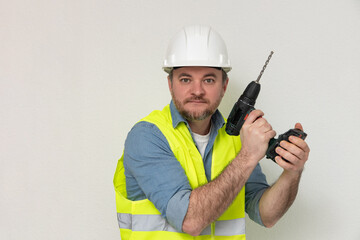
[259, 170, 302, 227]
[182, 150, 257, 236]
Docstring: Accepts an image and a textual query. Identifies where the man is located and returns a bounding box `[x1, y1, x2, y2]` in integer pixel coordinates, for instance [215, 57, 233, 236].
[114, 25, 310, 239]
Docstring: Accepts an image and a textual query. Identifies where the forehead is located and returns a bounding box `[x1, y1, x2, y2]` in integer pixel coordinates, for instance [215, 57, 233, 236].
[172, 66, 222, 77]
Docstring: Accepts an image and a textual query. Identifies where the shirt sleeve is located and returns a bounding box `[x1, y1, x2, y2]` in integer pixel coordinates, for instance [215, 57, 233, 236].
[245, 163, 270, 226]
[123, 121, 192, 232]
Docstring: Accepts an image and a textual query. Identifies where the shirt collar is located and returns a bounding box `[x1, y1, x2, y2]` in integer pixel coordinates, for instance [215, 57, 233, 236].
[169, 100, 225, 132]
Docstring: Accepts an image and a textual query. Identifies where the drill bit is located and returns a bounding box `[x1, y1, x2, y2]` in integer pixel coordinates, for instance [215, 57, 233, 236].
[255, 51, 274, 83]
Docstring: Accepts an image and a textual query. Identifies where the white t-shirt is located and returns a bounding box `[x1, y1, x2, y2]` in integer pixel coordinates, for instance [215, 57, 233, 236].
[192, 125, 212, 159]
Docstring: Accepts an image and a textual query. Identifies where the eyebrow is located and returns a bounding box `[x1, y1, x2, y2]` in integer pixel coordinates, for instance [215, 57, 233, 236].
[178, 73, 192, 78]
[203, 73, 217, 78]
[177, 73, 217, 78]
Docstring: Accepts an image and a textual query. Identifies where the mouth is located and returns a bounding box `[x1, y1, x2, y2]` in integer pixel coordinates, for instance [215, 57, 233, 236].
[185, 98, 208, 104]
[187, 100, 207, 104]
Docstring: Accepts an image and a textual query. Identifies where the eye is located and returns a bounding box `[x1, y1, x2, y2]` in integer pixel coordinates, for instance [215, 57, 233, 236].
[204, 78, 215, 84]
[180, 78, 191, 83]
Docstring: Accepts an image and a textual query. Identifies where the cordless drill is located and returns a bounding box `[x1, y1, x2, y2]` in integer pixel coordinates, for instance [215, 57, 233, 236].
[225, 51, 307, 162]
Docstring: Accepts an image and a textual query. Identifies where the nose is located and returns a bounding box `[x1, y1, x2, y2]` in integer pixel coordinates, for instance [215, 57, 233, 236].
[191, 80, 205, 96]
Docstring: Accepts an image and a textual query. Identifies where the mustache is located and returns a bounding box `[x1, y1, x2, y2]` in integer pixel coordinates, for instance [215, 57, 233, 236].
[184, 96, 209, 103]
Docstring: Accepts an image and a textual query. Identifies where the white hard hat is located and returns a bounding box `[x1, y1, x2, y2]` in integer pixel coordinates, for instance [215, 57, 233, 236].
[163, 25, 232, 73]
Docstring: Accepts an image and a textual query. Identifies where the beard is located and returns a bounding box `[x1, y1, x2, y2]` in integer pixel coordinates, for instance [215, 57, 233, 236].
[171, 92, 221, 122]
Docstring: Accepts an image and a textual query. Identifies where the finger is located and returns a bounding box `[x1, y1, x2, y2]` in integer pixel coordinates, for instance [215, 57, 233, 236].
[252, 117, 268, 128]
[275, 146, 300, 163]
[295, 122, 303, 131]
[275, 156, 293, 168]
[279, 140, 306, 160]
[288, 136, 310, 153]
[245, 110, 264, 124]
[250, 118, 274, 138]
[266, 129, 277, 139]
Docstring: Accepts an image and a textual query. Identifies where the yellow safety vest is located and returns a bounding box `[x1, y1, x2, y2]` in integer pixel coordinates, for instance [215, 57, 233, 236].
[114, 105, 246, 239]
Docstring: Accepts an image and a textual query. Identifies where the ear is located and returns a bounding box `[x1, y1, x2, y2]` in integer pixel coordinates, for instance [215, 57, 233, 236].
[167, 76, 172, 92]
[222, 77, 229, 97]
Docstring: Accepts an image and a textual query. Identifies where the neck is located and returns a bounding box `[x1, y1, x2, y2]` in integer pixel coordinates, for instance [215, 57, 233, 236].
[188, 117, 212, 135]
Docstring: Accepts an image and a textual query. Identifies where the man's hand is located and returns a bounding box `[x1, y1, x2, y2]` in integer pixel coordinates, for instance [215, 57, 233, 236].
[240, 110, 277, 164]
[274, 123, 310, 176]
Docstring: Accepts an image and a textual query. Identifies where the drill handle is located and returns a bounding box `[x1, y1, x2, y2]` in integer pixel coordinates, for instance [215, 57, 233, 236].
[225, 103, 254, 136]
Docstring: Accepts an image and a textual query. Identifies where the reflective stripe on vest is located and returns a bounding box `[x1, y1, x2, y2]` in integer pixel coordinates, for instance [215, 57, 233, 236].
[117, 213, 246, 236]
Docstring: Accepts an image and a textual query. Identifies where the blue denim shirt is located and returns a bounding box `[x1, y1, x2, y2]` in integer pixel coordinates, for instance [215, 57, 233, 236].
[123, 101, 269, 232]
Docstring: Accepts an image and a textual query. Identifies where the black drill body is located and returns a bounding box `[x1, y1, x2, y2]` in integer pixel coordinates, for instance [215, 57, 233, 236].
[225, 81, 260, 136]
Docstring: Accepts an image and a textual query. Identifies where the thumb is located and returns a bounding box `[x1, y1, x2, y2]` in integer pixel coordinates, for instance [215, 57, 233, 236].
[295, 122, 303, 131]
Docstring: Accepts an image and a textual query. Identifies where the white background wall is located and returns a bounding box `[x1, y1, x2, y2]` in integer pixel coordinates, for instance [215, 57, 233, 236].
[1, 0, 359, 239]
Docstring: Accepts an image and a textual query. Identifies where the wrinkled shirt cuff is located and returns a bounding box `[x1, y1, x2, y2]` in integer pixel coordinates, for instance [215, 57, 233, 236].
[166, 189, 191, 232]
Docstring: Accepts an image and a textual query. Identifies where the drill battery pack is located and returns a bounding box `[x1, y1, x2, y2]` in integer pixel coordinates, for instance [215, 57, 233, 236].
[266, 128, 307, 162]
